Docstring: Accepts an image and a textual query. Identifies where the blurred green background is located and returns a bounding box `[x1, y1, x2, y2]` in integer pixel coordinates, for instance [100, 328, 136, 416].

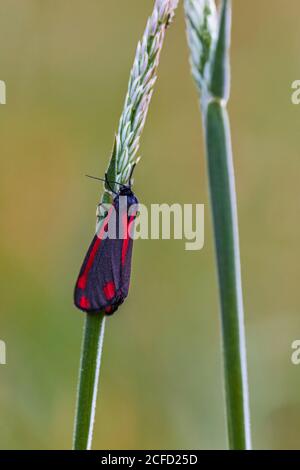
[0, 0, 300, 450]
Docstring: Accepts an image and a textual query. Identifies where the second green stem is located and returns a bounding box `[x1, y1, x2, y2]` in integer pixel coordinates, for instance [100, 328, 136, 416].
[205, 100, 251, 449]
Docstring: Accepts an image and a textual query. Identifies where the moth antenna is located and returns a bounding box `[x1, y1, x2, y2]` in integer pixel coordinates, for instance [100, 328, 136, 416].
[128, 163, 137, 186]
[86, 174, 123, 190]
[85, 175, 105, 182]
[105, 173, 118, 195]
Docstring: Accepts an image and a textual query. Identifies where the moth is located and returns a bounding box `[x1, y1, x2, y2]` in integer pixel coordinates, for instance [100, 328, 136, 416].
[74, 170, 138, 315]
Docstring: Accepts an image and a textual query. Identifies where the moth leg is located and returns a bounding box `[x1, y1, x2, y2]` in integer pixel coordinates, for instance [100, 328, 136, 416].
[96, 202, 109, 224]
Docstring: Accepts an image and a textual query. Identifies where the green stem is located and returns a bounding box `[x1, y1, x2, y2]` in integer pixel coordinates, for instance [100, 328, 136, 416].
[73, 313, 106, 450]
[72, 0, 179, 452]
[204, 100, 251, 449]
[185, 0, 251, 449]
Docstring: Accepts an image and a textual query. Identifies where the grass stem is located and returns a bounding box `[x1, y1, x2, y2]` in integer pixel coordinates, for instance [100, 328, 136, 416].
[73, 313, 106, 450]
[205, 101, 251, 449]
[72, 0, 179, 450]
[185, 0, 252, 449]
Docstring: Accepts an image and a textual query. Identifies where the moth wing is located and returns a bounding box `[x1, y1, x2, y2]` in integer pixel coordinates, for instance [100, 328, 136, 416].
[74, 194, 138, 315]
[119, 214, 136, 300]
[74, 233, 125, 314]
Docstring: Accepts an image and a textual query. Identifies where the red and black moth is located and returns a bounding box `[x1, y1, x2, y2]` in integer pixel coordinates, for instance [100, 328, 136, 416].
[74, 173, 138, 316]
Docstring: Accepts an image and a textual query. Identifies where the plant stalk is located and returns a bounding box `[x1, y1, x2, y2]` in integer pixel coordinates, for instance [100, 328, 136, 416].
[205, 100, 251, 449]
[185, 0, 252, 449]
[73, 313, 106, 450]
[72, 0, 179, 451]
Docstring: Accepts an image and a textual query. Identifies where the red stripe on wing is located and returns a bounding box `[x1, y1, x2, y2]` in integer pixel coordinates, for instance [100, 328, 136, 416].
[77, 207, 114, 290]
[121, 214, 136, 266]
[103, 281, 116, 300]
[79, 296, 91, 309]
